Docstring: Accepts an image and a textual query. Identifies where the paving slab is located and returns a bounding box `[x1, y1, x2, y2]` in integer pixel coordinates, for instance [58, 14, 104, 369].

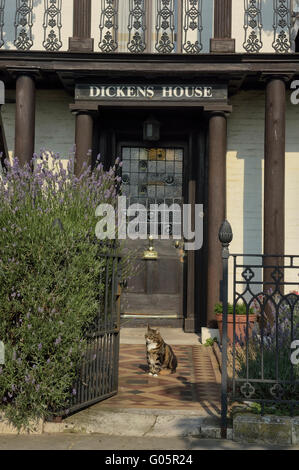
[120, 327, 201, 345]
[0, 434, 296, 450]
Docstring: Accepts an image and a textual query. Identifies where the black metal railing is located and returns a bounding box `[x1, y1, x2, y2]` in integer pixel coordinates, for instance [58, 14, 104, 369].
[219, 221, 299, 436]
[63, 252, 121, 415]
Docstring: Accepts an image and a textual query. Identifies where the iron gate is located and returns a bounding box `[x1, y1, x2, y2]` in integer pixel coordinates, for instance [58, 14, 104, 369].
[219, 221, 299, 437]
[63, 253, 121, 415]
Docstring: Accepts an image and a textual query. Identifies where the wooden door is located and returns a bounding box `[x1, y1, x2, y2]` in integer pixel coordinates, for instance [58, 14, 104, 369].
[119, 145, 186, 321]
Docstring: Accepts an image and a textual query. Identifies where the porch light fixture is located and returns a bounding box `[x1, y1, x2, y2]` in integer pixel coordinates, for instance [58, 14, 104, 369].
[143, 115, 160, 141]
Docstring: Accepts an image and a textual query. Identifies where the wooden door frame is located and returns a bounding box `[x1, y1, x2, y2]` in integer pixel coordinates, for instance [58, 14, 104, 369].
[94, 108, 209, 331]
[116, 139, 191, 325]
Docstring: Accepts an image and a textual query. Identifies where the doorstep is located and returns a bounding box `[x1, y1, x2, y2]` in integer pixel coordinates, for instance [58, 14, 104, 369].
[48, 339, 223, 437]
[45, 407, 232, 439]
[0, 330, 224, 437]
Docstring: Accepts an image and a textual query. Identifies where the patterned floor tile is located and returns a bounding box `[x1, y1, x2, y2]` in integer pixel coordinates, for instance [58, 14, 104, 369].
[96, 344, 221, 416]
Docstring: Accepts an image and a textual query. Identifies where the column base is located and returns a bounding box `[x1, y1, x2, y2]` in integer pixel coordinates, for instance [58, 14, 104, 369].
[210, 38, 235, 53]
[183, 317, 196, 333]
[69, 37, 94, 52]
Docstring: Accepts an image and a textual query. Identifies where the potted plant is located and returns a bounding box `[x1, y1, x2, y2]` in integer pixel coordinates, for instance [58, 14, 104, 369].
[215, 302, 257, 344]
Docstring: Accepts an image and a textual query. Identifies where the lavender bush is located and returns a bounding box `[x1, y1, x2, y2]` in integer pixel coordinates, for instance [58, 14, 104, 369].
[233, 292, 299, 411]
[0, 152, 124, 430]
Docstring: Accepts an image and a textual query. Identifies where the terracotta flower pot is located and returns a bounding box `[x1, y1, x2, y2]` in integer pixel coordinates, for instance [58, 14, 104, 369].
[216, 313, 257, 344]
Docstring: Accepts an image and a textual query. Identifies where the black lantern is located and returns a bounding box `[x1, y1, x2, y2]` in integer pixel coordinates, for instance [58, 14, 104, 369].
[143, 115, 160, 141]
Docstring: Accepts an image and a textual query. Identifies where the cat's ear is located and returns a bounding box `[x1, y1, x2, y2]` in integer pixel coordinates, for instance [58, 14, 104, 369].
[147, 323, 150, 330]
[155, 328, 160, 334]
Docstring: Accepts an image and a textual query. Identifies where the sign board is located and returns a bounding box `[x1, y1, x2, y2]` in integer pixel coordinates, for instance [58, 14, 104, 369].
[75, 83, 227, 102]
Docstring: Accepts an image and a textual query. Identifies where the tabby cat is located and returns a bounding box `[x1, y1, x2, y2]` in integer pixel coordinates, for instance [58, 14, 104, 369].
[145, 325, 177, 376]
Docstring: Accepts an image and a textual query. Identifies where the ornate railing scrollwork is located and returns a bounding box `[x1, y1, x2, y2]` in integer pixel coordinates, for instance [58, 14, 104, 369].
[273, 0, 291, 53]
[243, 0, 263, 53]
[127, 0, 146, 53]
[155, 0, 175, 54]
[99, 0, 119, 53]
[183, 0, 202, 54]
[43, 0, 62, 52]
[14, 0, 33, 51]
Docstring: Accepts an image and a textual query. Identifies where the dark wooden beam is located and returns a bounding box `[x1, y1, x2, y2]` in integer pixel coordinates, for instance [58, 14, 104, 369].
[1, 50, 299, 77]
[70, 102, 232, 113]
[263, 78, 286, 290]
[211, 0, 235, 53]
[15, 75, 35, 167]
[206, 112, 227, 326]
[74, 111, 93, 176]
[69, 0, 93, 52]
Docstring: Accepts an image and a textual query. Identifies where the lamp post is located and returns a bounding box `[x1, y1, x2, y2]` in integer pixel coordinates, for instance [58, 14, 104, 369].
[219, 219, 233, 438]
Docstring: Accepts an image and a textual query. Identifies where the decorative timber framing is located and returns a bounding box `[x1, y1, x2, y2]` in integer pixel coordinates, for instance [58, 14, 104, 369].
[69, 0, 94, 52]
[210, 0, 235, 53]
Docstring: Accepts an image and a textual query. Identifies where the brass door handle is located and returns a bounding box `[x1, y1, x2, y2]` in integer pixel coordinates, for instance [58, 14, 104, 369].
[143, 236, 158, 259]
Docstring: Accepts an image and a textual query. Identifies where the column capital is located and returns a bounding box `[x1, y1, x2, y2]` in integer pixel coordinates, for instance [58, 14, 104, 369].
[8, 68, 41, 81]
[207, 110, 231, 120]
[71, 108, 97, 116]
[70, 102, 99, 114]
[208, 110, 228, 118]
[260, 73, 292, 84]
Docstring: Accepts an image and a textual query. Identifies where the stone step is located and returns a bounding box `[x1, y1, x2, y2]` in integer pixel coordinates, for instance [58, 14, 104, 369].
[44, 407, 232, 439]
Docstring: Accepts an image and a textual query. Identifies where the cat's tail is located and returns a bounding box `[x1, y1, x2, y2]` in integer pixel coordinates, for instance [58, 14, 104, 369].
[170, 354, 178, 374]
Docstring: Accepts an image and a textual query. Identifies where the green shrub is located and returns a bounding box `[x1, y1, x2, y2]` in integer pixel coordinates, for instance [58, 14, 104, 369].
[214, 302, 254, 315]
[0, 153, 126, 430]
[232, 294, 299, 405]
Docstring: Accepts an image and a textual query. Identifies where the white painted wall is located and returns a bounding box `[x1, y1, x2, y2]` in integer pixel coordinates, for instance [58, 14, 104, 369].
[2, 1, 73, 52]
[1, 89, 75, 159]
[227, 89, 299, 300]
[90, 0, 213, 54]
[232, 0, 297, 53]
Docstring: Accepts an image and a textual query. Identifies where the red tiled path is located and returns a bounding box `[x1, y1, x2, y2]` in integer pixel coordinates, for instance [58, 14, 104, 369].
[97, 344, 221, 416]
